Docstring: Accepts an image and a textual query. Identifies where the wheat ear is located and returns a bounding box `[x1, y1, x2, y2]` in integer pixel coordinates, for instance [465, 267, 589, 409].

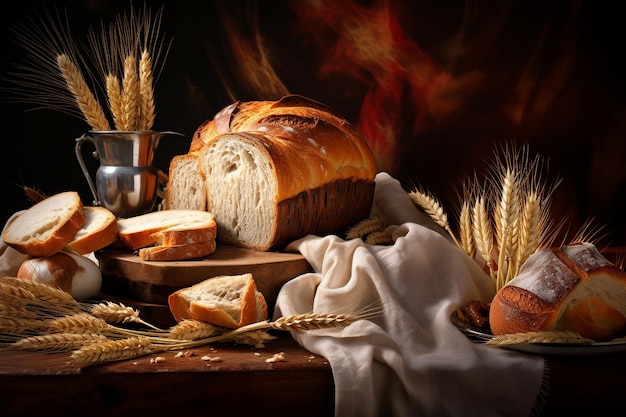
[105, 73, 123, 130]
[9, 332, 108, 352]
[70, 336, 159, 366]
[87, 301, 159, 330]
[408, 190, 461, 248]
[56, 54, 110, 131]
[138, 49, 155, 130]
[118, 54, 139, 130]
[486, 331, 593, 346]
[472, 197, 496, 281]
[458, 201, 475, 258]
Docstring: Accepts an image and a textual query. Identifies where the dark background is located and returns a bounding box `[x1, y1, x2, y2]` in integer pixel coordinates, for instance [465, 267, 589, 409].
[1, 0, 625, 246]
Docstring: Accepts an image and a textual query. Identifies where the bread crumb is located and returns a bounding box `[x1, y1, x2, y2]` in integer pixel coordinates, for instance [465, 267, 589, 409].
[201, 355, 222, 362]
[266, 352, 286, 363]
[150, 356, 166, 364]
[254, 352, 261, 356]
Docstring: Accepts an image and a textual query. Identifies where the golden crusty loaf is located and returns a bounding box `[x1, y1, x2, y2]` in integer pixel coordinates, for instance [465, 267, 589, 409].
[2, 191, 86, 257]
[168, 273, 268, 329]
[489, 242, 626, 341]
[169, 94, 377, 251]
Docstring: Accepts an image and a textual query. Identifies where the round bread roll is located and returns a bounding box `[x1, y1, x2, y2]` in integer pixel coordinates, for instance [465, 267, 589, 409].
[489, 242, 626, 341]
[17, 251, 102, 300]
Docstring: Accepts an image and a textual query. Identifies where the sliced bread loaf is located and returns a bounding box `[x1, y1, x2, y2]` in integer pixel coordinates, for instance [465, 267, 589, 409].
[66, 206, 119, 254]
[165, 153, 206, 211]
[2, 191, 85, 257]
[168, 273, 268, 328]
[139, 239, 217, 261]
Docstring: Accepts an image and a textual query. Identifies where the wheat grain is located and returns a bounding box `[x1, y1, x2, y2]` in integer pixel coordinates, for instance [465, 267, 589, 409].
[56, 54, 110, 130]
[486, 331, 593, 346]
[70, 336, 159, 366]
[138, 49, 155, 130]
[10, 332, 108, 352]
[512, 191, 541, 277]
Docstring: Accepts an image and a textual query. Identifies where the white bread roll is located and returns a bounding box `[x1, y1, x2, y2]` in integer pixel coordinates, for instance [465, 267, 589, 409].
[172, 94, 377, 251]
[168, 273, 268, 329]
[2, 191, 85, 257]
[66, 206, 119, 255]
[117, 210, 216, 250]
[16, 251, 102, 300]
[489, 242, 626, 341]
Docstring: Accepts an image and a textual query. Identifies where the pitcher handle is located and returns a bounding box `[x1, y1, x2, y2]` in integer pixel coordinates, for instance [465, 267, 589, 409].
[75, 133, 100, 206]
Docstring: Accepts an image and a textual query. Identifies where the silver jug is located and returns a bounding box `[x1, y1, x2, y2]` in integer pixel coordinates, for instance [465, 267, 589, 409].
[75, 130, 182, 218]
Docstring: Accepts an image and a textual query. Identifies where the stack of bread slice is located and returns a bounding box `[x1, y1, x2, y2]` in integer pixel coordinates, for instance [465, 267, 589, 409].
[116, 209, 217, 261]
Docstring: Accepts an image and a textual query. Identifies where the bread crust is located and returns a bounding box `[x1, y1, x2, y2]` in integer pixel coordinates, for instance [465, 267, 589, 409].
[2, 191, 86, 257]
[139, 239, 217, 261]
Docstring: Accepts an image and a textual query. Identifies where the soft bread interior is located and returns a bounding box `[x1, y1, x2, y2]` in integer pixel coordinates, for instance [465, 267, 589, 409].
[167, 154, 205, 210]
[555, 269, 626, 340]
[187, 275, 248, 323]
[200, 136, 276, 249]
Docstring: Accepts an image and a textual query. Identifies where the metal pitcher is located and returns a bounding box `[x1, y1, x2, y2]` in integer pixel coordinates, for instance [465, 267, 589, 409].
[75, 130, 182, 218]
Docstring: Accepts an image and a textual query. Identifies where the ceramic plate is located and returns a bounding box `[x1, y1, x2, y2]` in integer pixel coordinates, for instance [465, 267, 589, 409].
[450, 311, 626, 356]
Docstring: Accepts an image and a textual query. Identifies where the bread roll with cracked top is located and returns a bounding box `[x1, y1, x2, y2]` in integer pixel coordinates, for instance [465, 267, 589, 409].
[489, 242, 626, 341]
[170, 94, 377, 251]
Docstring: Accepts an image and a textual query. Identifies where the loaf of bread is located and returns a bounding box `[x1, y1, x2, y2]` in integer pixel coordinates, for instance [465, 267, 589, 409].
[2, 191, 86, 257]
[489, 242, 626, 341]
[167, 94, 377, 251]
[66, 206, 119, 255]
[168, 273, 268, 329]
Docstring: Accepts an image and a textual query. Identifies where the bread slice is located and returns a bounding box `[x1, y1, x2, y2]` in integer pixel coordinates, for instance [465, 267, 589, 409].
[489, 242, 626, 341]
[66, 206, 119, 254]
[168, 273, 268, 329]
[139, 239, 217, 261]
[117, 210, 216, 249]
[165, 153, 206, 211]
[150, 224, 216, 246]
[2, 191, 85, 257]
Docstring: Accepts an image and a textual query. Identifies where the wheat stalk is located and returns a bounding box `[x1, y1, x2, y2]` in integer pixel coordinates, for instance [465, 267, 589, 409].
[346, 217, 385, 240]
[168, 320, 222, 341]
[138, 49, 155, 130]
[105, 73, 123, 130]
[118, 54, 139, 130]
[0, 316, 48, 335]
[472, 196, 496, 281]
[408, 190, 461, 248]
[56, 54, 110, 130]
[458, 201, 475, 258]
[9, 332, 108, 352]
[45, 312, 109, 334]
[87, 301, 158, 329]
[486, 330, 593, 346]
[70, 336, 159, 366]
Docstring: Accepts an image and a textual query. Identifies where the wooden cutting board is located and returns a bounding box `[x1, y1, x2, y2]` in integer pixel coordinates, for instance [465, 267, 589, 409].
[97, 245, 312, 309]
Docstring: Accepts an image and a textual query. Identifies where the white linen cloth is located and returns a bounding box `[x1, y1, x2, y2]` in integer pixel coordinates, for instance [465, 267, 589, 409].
[274, 172, 546, 417]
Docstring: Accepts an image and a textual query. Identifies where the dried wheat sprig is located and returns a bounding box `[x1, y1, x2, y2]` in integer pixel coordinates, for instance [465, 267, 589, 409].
[346, 217, 385, 240]
[138, 49, 155, 130]
[458, 201, 475, 258]
[70, 336, 160, 366]
[226, 330, 277, 348]
[472, 196, 496, 281]
[23, 186, 47, 204]
[365, 230, 394, 245]
[168, 320, 222, 341]
[9, 332, 108, 352]
[105, 73, 123, 130]
[408, 190, 461, 248]
[0, 316, 48, 335]
[0, 276, 79, 307]
[87, 301, 159, 329]
[512, 191, 542, 277]
[118, 54, 139, 130]
[45, 312, 109, 334]
[56, 53, 110, 130]
[495, 168, 520, 289]
[486, 330, 593, 346]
